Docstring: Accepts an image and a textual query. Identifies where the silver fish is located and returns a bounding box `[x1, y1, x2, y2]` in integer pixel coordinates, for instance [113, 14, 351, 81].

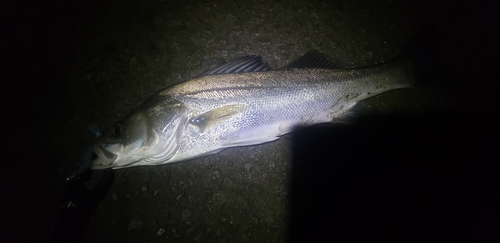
[91, 51, 414, 169]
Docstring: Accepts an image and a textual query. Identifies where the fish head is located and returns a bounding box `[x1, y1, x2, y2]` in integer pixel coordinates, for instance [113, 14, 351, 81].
[91, 95, 188, 169]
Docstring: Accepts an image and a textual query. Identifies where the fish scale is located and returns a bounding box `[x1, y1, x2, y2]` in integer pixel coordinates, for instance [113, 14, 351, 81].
[91, 53, 414, 169]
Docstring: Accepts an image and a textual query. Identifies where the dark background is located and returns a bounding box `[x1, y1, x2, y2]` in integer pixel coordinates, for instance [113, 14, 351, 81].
[1, 0, 499, 242]
[291, 113, 499, 242]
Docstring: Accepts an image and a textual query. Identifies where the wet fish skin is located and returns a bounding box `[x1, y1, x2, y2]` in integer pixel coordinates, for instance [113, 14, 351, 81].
[91, 53, 414, 170]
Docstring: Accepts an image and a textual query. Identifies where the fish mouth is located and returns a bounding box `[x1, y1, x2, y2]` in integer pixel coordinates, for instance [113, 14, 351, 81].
[91, 144, 118, 169]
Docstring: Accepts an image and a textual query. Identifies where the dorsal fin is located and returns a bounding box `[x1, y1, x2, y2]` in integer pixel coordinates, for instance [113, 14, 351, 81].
[201, 55, 272, 76]
[283, 50, 341, 69]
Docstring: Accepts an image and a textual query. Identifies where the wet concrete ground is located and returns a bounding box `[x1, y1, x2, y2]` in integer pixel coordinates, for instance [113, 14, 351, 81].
[63, 1, 420, 242]
[3, 0, 500, 242]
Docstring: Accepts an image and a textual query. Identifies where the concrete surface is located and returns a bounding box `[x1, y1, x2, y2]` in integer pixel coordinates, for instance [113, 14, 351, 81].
[4, 0, 500, 242]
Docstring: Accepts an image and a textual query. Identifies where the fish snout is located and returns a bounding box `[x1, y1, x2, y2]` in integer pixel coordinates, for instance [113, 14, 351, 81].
[91, 144, 118, 169]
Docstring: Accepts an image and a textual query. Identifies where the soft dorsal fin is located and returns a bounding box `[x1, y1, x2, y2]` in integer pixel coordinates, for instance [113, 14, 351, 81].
[283, 50, 341, 69]
[201, 56, 272, 76]
[189, 104, 246, 133]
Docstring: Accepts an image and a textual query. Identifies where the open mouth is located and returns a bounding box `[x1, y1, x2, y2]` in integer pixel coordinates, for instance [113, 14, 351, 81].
[91, 145, 118, 169]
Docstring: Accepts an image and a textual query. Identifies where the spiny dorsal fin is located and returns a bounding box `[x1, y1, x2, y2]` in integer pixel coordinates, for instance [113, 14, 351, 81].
[283, 50, 342, 69]
[201, 56, 272, 76]
[189, 104, 246, 133]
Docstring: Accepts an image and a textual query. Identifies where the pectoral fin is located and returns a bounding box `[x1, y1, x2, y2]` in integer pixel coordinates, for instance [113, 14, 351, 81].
[189, 104, 246, 133]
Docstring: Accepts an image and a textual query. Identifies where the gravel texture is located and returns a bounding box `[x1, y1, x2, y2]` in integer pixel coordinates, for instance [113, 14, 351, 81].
[9, 0, 495, 242]
[56, 1, 425, 242]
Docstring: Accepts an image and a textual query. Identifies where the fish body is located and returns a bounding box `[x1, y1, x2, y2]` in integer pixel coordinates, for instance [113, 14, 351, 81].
[91, 52, 413, 169]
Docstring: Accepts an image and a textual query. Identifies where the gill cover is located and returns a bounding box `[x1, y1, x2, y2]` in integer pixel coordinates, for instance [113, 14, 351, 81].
[91, 95, 188, 169]
[141, 96, 189, 164]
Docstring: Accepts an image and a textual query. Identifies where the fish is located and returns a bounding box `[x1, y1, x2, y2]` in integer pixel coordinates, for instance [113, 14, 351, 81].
[91, 51, 414, 169]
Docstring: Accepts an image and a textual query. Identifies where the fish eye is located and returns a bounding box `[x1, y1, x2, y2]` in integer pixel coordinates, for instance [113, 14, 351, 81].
[112, 124, 124, 137]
